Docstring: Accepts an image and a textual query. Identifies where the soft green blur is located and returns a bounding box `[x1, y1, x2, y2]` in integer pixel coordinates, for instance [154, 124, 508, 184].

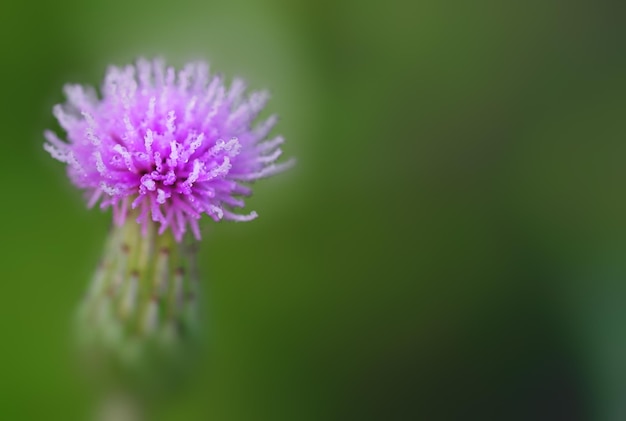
[0, 0, 625, 419]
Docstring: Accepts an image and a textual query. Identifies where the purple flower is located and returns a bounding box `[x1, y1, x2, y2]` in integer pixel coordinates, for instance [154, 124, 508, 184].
[45, 58, 293, 241]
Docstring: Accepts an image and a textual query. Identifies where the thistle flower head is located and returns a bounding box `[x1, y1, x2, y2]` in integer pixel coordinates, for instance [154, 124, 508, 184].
[45, 58, 293, 241]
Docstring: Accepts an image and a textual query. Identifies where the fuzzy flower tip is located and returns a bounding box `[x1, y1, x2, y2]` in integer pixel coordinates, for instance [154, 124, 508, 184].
[45, 58, 294, 241]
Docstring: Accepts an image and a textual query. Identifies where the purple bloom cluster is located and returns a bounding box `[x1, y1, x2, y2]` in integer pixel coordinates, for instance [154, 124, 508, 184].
[45, 58, 293, 241]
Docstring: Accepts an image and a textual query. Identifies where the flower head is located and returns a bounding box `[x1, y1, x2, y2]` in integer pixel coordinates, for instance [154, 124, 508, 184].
[45, 58, 293, 241]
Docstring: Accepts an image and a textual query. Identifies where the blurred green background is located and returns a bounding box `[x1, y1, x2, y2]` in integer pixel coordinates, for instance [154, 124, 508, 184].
[1, 0, 625, 419]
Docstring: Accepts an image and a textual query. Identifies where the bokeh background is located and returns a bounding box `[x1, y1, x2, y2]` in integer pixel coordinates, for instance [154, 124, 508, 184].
[1, 0, 625, 419]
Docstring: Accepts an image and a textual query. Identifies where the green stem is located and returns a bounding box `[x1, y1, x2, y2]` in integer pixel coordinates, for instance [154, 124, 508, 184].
[95, 391, 144, 421]
[76, 213, 202, 395]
